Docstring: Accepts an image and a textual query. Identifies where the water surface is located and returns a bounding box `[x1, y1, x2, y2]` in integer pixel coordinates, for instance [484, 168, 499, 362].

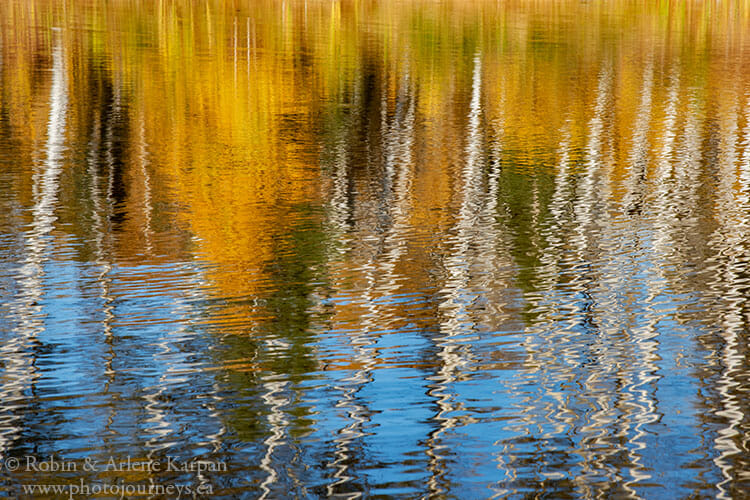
[1, 1, 750, 498]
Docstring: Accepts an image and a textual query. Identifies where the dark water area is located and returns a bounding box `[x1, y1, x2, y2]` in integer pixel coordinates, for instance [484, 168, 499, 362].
[1, 1, 750, 498]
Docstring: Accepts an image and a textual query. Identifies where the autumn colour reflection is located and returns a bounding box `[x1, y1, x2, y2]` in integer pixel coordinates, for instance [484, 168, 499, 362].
[1, 1, 750, 498]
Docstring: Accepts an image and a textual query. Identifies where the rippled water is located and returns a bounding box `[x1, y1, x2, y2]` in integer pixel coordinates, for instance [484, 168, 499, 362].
[1, 0, 750, 498]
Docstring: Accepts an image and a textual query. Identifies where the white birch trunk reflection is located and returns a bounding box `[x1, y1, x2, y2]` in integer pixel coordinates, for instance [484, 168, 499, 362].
[710, 92, 744, 500]
[326, 63, 417, 499]
[427, 50, 484, 496]
[0, 35, 67, 455]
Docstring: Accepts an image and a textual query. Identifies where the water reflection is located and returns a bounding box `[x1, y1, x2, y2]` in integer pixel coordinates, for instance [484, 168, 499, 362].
[1, 0, 750, 497]
[0, 31, 67, 457]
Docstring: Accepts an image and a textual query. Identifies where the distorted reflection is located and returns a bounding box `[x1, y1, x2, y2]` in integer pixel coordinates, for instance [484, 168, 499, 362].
[1, 1, 750, 498]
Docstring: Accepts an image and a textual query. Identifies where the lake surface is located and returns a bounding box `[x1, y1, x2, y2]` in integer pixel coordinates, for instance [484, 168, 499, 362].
[1, 0, 750, 498]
